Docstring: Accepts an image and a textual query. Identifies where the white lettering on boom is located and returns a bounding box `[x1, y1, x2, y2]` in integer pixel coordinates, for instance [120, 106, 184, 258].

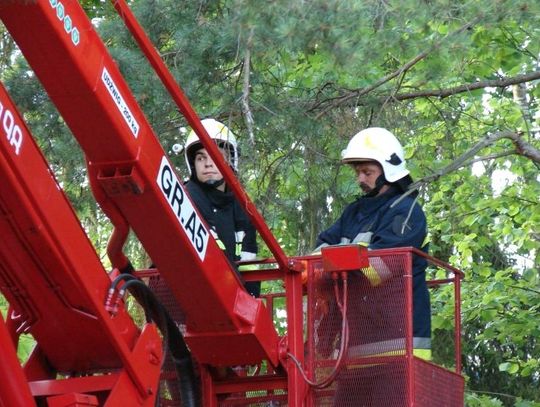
[101, 67, 140, 138]
[0, 102, 24, 155]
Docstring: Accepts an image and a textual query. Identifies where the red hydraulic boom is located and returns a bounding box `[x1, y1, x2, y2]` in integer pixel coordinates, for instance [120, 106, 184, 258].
[0, 0, 280, 369]
[0, 0, 466, 406]
[0, 81, 161, 406]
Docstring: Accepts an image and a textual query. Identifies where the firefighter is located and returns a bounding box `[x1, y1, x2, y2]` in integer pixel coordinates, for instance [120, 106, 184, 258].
[184, 118, 260, 297]
[315, 127, 430, 405]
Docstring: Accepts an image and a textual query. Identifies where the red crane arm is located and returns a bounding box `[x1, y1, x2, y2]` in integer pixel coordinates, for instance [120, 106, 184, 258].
[0, 0, 279, 367]
[0, 81, 161, 403]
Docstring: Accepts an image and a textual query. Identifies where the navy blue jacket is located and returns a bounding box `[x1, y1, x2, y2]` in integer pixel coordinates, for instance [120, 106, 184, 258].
[317, 185, 431, 346]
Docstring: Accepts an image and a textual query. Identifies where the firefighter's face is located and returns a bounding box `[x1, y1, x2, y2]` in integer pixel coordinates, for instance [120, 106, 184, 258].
[194, 148, 226, 184]
[352, 161, 385, 195]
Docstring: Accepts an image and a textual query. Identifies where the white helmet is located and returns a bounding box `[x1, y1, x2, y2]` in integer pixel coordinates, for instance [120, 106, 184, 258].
[341, 127, 409, 183]
[184, 118, 239, 174]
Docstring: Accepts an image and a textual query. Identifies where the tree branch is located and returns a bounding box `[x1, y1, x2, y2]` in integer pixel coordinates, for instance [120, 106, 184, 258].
[392, 130, 540, 206]
[311, 68, 540, 114]
[469, 389, 520, 401]
[507, 285, 540, 295]
[393, 70, 540, 101]
[241, 28, 255, 145]
[412, 131, 540, 187]
[466, 150, 516, 165]
[313, 17, 481, 118]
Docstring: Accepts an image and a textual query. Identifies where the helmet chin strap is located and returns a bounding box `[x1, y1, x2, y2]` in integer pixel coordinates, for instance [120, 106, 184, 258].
[363, 174, 388, 197]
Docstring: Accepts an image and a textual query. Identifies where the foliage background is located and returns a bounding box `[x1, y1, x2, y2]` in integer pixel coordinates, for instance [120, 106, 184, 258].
[1, 0, 539, 405]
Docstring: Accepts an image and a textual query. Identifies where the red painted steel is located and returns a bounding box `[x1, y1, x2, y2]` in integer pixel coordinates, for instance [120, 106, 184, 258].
[200, 366, 218, 407]
[284, 265, 308, 406]
[0, 0, 466, 404]
[0, 81, 162, 404]
[407, 247, 464, 373]
[405, 250, 414, 406]
[0, 0, 279, 367]
[0, 313, 35, 406]
[86, 159, 131, 271]
[308, 249, 464, 406]
[455, 269, 462, 373]
[414, 358, 465, 406]
[144, 248, 464, 405]
[45, 393, 98, 407]
[321, 244, 369, 272]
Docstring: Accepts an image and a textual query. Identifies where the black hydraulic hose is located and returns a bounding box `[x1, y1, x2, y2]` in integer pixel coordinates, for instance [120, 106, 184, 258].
[110, 273, 137, 289]
[114, 264, 153, 321]
[163, 305, 199, 406]
[119, 261, 135, 275]
[118, 277, 153, 323]
[116, 279, 200, 407]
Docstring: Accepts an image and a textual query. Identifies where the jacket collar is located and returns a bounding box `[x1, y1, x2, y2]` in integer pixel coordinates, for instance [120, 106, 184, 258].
[355, 185, 401, 216]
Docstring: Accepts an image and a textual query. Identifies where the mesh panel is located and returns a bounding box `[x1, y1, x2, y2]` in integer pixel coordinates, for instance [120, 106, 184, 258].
[308, 253, 410, 406]
[148, 275, 287, 406]
[310, 255, 409, 362]
[306, 252, 462, 406]
[147, 275, 185, 324]
[313, 363, 408, 406]
[147, 275, 187, 405]
[143, 250, 464, 406]
[414, 358, 464, 406]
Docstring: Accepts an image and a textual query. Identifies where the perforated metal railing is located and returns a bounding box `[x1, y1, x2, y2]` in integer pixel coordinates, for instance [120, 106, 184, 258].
[305, 248, 464, 407]
[138, 247, 464, 406]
